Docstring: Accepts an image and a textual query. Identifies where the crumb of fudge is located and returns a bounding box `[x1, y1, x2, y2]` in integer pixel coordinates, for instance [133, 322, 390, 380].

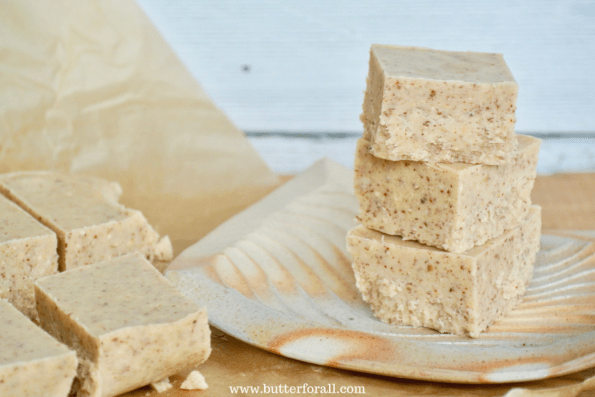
[347, 206, 541, 337]
[150, 377, 172, 393]
[354, 134, 540, 252]
[361, 44, 518, 164]
[180, 370, 208, 390]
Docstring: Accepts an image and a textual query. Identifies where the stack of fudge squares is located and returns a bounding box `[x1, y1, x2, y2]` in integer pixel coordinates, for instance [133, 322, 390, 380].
[346, 44, 541, 338]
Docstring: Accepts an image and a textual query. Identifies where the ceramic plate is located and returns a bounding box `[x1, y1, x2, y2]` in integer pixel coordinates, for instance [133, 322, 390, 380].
[166, 159, 595, 384]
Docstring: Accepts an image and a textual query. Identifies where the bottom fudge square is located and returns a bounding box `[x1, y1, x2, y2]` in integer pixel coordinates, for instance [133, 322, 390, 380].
[346, 206, 541, 338]
[0, 299, 77, 397]
[35, 252, 211, 397]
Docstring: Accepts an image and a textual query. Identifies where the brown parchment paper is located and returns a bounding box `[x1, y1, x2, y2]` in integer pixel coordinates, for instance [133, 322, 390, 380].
[0, 0, 279, 254]
[3, 1, 595, 396]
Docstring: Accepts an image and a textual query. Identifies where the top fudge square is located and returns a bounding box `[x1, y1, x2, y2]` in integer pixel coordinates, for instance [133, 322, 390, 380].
[361, 44, 518, 165]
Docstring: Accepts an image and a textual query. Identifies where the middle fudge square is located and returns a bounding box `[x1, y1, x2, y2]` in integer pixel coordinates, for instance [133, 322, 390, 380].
[355, 134, 540, 253]
[34, 252, 210, 397]
[346, 206, 541, 338]
[361, 44, 519, 165]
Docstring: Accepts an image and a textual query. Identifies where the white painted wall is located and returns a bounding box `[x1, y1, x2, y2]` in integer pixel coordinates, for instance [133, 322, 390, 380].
[137, 0, 594, 134]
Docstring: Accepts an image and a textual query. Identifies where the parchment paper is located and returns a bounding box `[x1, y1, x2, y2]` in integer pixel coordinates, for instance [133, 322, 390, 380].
[0, 0, 279, 254]
[2, 0, 595, 396]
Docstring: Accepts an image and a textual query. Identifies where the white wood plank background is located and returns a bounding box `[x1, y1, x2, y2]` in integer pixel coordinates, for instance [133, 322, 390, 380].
[136, 0, 595, 134]
[246, 133, 595, 174]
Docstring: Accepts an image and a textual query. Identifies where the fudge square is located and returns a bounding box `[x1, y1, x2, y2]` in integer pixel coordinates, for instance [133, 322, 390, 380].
[0, 171, 172, 271]
[0, 299, 77, 397]
[355, 134, 540, 253]
[346, 206, 541, 338]
[361, 44, 519, 164]
[35, 253, 211, 397]
[0, 193, 58, 319]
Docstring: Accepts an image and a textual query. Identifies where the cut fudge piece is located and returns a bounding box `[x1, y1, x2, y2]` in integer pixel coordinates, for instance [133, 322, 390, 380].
[361, 44, 518, 164]
[346, 206, 541, 337]
[35, 253, 211, 397]
[0, 194, 58, 319]
[0, 299, 77, 397]
[0, 171, 172, 271]
[355, 134, 540, 253]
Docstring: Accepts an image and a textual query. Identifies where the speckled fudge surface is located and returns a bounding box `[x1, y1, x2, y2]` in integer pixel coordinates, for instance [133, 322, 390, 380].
[346, 206, 541, 338]
[361, 44, 518, 164]
[0, 299, 77, 397]
[0, 194, 58, 319]
[0, 171, 172, 271]
[355, 134, 540, 253]
[35, 253, 211, 397]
